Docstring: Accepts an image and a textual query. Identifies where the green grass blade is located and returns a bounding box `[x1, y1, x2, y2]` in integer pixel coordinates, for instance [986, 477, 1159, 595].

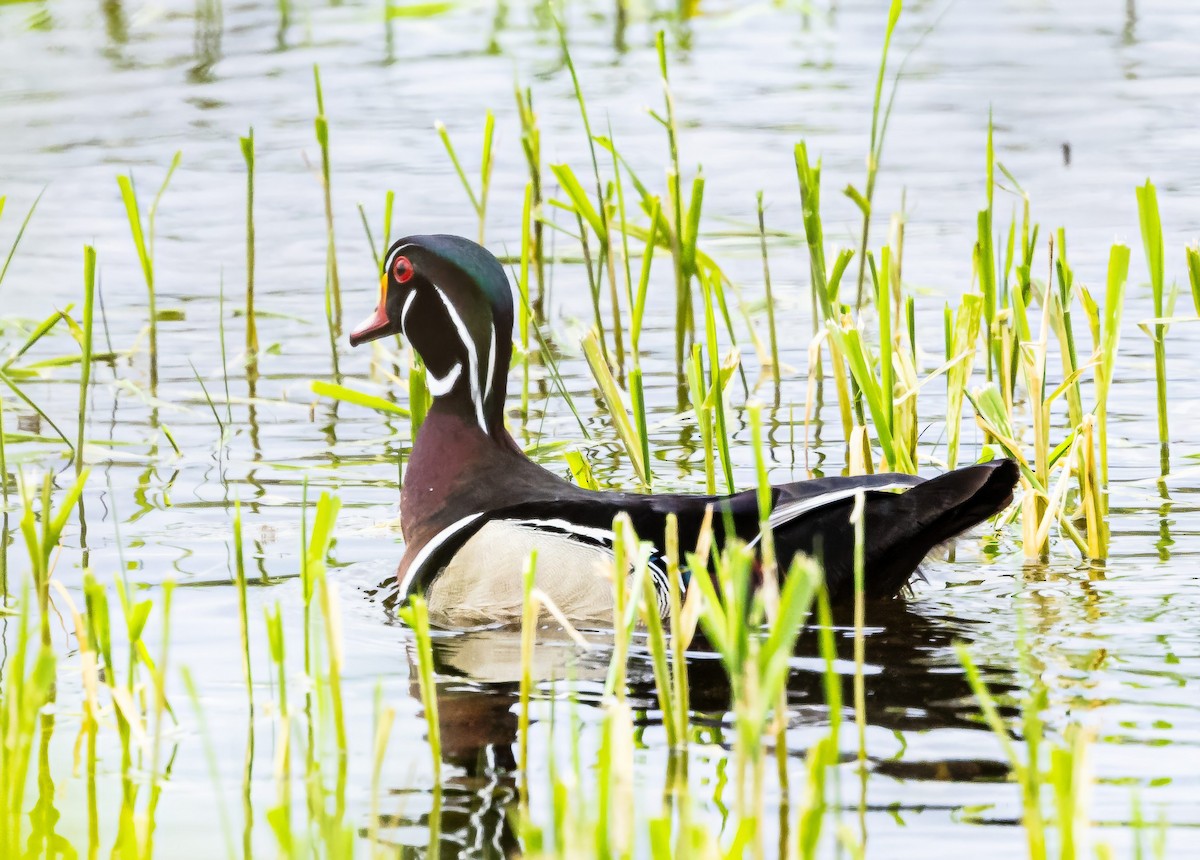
[76, 246, 96, 476]
[310, 380, 410, 416]
[436, 120, 482, 214]
[385, 1, 453, 17]
[1187, 246, 1200, 316]
[0, 187, 44, 291]
[1136, 180, 1165, 315]
[548, 163, 604, 238]
[240, 131, 257, 356]
[116, 176, 153, 293]
[148, 151, 182, 258]
[0, 368, 73, 453]
[581, 330, 648, 487]
[2, 307, 69, 371]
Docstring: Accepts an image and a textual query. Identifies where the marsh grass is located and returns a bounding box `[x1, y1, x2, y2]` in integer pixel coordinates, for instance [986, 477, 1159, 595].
[0, 573, 55, 859]
[241, 128, 258, 357]
[1134, 180, 1174, 461]
[499, 486, 852, 859]
[0, 349, 75, 455]
[515, 86, 546, 308]
[310, 379, 410, 417]
[314, 66, 343, 334]
[77, 246, 96, 477]
[0, 397, 7, 595]
[437, 111, 496, 245]
[357, 189, 395, 274]
[554, 15, 626, 368]
[1, 250, 117, 459]
[757, 192, 782, 389]
[116, 151, 181, 392]
[794, 105, 1145, 563]
[516, 183, 536, 416]
[0, 188, 43, 291]
[397, 596, 441, 781]
[957, 635, 1106, 860]
[517, 550, 540, 807]
[846, 0, 902, 310]
[632, 512, 693, 750]
[690, 536, 818, 854]
[233, 501, 254, 711]
[1187, 245, 1200, 313]
[583, 328, 650, 487]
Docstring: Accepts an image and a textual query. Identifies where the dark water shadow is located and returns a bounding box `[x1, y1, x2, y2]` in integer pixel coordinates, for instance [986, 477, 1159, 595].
[374, 596, 1018, 858]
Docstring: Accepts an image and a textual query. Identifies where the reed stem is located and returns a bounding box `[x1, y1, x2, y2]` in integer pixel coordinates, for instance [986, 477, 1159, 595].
[399, 597, 442, 783]
[314, 66, 342, 332]
[240, 129, 258, 357]
[757, 192, 781, 391]
[77, 247, 96, 477]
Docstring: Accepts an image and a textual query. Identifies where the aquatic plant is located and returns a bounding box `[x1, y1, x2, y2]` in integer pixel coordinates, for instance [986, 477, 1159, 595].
[437, 110, 496, 245]
[116, 151, 181, 392]
[241, 128, 259, 358]
[314, 65, 343, 335]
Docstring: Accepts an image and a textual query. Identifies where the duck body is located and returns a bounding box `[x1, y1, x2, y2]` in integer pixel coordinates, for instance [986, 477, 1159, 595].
[350, 234, 1018, 627]
[399, 401, 1017, 627]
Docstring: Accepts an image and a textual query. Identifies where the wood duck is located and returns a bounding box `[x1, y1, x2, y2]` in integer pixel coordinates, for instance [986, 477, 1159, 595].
[350, 234, 1018, 627]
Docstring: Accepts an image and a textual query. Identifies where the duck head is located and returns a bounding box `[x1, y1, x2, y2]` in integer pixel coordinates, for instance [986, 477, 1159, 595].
[349, 234, 514, 436]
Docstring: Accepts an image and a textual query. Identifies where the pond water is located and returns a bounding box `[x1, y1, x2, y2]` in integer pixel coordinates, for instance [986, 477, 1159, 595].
[2, 0, 1199, 856]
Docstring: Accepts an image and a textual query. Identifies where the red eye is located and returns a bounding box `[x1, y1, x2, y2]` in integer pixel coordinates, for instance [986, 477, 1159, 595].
[393, 255, 414, 283]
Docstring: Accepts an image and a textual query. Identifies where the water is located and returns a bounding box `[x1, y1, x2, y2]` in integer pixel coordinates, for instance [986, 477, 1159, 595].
[2, 0, 1199, 856]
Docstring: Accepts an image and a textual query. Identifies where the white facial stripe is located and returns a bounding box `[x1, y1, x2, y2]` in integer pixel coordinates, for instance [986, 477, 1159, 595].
[383, 242, 414, 279]
[400, 512, 484, 596]
[426, 362, 462, 396]
[484, 321, 497, 406]
[433, 284, 488, 433]
[399, 290, 417, 340]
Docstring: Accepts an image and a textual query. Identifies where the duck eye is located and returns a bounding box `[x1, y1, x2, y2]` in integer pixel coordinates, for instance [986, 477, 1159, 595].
[393, 255, 414, 284]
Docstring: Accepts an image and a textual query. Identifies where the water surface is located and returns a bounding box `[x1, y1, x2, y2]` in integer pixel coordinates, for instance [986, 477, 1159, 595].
[2, 0, 1199, 856]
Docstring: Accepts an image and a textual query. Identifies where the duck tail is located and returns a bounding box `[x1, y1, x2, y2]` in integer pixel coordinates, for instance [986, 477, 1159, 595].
[793, 459, 1018, 601]
[862, 458, 1018, 598]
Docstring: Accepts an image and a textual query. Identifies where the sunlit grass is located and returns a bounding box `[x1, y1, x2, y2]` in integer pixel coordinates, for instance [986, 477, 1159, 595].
[116, 151, 181, 393]
[0, 188, 43, 290]
[437, 110, 495, 245]
[240, 128, 259, 358]
[1135, 179, 1174, 462]
[314, 65, 343, 338]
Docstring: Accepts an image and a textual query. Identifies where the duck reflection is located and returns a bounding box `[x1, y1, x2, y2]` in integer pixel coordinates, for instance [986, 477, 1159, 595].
[383, 601, 1016, 858]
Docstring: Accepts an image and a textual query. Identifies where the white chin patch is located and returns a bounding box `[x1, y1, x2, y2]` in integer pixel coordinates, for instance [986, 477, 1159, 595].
[426, 362, 462, 396]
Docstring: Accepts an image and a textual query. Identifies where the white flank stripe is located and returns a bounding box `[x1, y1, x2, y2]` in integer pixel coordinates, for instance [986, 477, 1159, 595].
[434, 285, 488, 433]
[426, 362, 462, 396]
[400, 512, 485, 597]
[504, 517, 671, 589]
[507, 518, 616, 544]
[399, 289, 417, 340]
[766, 481, 913, 530]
